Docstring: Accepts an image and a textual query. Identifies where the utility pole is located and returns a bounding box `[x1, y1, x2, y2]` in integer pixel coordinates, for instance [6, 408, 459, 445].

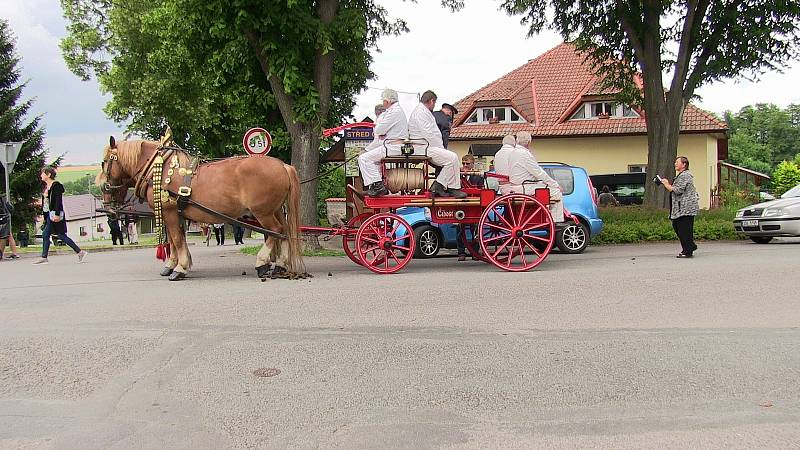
[87, 173, 95, 240]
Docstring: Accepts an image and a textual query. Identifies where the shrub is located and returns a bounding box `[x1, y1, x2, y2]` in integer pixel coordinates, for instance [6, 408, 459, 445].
[771, 160, 800, 197]
[593, 206, 742, 245]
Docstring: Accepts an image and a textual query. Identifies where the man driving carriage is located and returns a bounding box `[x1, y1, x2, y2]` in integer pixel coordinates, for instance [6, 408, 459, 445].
[357, 89, 466, 198]
[358, 89, 408, 196]
[495, 131, 565, 223]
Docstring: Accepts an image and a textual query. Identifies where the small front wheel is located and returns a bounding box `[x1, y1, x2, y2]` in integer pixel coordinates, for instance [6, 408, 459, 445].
[749, 236, 773, 244]
[356, 213, 415, 274]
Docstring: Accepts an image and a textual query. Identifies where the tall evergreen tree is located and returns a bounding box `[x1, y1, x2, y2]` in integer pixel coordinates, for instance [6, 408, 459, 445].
[0, 19, 53, 233]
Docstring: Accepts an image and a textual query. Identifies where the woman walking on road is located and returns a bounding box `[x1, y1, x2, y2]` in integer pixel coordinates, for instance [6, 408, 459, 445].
[32, 167, 87, 265]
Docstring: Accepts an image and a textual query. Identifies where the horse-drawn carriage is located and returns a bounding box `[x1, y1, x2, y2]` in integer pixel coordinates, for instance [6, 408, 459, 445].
[97, 131, 566, 280]
[304, 138, 565, 274]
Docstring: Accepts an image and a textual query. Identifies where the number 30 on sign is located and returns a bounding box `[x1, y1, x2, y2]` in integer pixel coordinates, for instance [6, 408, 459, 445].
[242, 128, 272, 156]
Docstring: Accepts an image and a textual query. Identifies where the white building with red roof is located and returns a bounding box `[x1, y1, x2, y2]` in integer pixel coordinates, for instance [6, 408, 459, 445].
[449, 42, 728, 208]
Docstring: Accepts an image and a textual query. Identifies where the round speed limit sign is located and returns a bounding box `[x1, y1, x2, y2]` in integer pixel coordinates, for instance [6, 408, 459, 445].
[242, 128, 272, 156]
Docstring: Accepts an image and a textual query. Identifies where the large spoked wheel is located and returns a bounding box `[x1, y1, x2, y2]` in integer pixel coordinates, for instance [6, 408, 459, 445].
[343, 213, 373, 265]
[478, 194, 554, 272]
[355, 213, 416, 274]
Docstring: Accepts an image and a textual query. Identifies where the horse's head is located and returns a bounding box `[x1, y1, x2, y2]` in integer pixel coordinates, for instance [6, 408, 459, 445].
[96, 136, 133, 211]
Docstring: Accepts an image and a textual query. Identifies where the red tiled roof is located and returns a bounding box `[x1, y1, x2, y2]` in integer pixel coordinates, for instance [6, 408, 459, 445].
[451, 43, 727, 140]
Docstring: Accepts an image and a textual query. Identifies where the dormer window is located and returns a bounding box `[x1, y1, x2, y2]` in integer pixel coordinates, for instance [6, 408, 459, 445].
[465, 106, 526, 124]
[570, 102, 640, 120]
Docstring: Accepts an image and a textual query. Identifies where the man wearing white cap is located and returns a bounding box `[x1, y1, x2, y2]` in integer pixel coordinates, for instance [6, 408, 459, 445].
[408, 90, 465, 198]
[358, 88, 408, 196]
[504, 131, 564, 222]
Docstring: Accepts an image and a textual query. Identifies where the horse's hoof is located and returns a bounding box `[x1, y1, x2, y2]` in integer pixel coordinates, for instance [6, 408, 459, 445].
[256, 264, 272, 278]
[168, 271, 186, 281]
[270, 265, 287, 279]
[160, 267, 174, 276]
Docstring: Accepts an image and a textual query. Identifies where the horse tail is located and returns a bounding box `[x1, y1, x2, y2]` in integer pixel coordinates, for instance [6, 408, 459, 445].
[283, 164, 305, 273]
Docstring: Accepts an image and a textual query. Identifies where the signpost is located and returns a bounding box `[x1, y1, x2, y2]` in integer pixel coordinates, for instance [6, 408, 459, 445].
[242, 128, 272, 156]
[1, 141, 24, 203]
[1, 141, 24, 231]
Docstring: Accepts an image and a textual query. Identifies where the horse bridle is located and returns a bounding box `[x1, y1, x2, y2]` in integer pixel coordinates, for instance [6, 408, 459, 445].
[100, 147, 129, 210]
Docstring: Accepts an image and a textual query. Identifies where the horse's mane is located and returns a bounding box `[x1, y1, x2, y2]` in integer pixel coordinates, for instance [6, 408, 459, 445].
[102, 140, 152, 174]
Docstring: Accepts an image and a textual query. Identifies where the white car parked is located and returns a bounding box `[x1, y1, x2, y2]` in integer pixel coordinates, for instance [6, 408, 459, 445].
[734, 183, 800, 243]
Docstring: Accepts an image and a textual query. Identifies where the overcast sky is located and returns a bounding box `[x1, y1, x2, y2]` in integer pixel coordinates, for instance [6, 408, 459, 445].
[2, 0, 799, 165]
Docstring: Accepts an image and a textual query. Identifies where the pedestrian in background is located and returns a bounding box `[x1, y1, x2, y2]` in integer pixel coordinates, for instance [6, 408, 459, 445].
[0, 197, 18, 260]
[213, 223, 225, 245]
[233, 223, 245, 245]
[125, 216, 139, 244]
[597, 185, 620, 207]
[108, 215, 124, 245]
[33, 167, 87, 265]
[660, 156, 699, 258]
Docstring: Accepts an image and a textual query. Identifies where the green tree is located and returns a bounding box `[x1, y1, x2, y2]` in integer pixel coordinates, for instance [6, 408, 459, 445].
[0, 20, 54, 233]
[771, 160, 800, 197]
[726, 131, 773, 175]
[62, 173, 102, 196]
[724, 103, 800, 169]
[60, 0, 412, 227]
[501, 0, 800, 208]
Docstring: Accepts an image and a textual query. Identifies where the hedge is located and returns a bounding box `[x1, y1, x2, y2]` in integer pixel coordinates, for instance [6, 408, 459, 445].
[592, 206, 743, 245]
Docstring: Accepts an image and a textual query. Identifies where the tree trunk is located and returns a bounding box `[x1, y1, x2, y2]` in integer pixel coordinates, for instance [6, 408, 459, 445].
[290, 125, 321, 226]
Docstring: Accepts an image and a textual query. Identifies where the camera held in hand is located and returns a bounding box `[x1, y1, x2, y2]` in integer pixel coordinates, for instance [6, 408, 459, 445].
[653, 174, 664, 186]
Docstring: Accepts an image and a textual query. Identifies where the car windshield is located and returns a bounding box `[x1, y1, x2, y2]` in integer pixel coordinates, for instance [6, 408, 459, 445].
[781, 184, 800, 199]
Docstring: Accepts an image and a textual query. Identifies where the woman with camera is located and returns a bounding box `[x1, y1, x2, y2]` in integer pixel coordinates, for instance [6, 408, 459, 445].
[32, 167, 87, 265]
[659, 156, 699, 258]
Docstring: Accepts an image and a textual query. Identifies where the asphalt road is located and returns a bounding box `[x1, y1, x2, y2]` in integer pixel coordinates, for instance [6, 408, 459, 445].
[1, 239, 799, 448]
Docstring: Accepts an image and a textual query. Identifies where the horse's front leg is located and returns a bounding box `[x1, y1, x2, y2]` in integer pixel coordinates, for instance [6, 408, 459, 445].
[162, 206, 192, 281]
[160, 231, 179, 276]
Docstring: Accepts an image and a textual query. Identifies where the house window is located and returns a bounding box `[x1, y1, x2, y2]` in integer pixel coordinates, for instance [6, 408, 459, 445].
[570, 102, 641, 120]
[465, 107, 526, 124]
[79, 226, 87, 237]
[628, 164, 647, 173]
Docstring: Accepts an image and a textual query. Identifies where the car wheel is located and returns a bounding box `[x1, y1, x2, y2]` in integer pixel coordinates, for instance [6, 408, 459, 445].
[749, 236, 773, 244]
[556, 222, 589, 254]
[413, 225, 441, 258]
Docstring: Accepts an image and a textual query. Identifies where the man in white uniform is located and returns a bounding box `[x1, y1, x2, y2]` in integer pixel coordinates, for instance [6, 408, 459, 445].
[503, 131, 564, 222]
[407, 91, 466, 198]
[492, 134, 517, 183]
[358, 89, 408, 196]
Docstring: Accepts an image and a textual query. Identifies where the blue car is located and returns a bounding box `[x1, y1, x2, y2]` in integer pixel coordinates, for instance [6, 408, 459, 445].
[398, 163, 604, 257]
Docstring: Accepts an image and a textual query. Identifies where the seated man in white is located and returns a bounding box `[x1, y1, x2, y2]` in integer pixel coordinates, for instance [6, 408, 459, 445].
[502, 131, 565, 222]
[358, 89, 409, 196]
[492, 134, 517, 185]
[408, 90, 466, 199]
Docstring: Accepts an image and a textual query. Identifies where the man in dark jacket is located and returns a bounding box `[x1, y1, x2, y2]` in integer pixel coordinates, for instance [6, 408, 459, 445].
[108, 215, 124, 245]
[432, 103, 458, 148]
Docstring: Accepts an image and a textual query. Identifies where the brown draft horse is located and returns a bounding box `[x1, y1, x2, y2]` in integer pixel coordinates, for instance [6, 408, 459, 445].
[96, 138, 304, 280]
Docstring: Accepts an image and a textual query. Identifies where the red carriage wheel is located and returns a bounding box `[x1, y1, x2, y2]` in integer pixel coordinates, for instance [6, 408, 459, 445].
[343, 213, 373, 266]
[478, 194, 554, 272]
[355, 213, 415, 274]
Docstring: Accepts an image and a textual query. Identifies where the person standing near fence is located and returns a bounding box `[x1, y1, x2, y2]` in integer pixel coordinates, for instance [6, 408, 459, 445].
[32, 167, 87, 265]
[660, 156, 699, 258]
